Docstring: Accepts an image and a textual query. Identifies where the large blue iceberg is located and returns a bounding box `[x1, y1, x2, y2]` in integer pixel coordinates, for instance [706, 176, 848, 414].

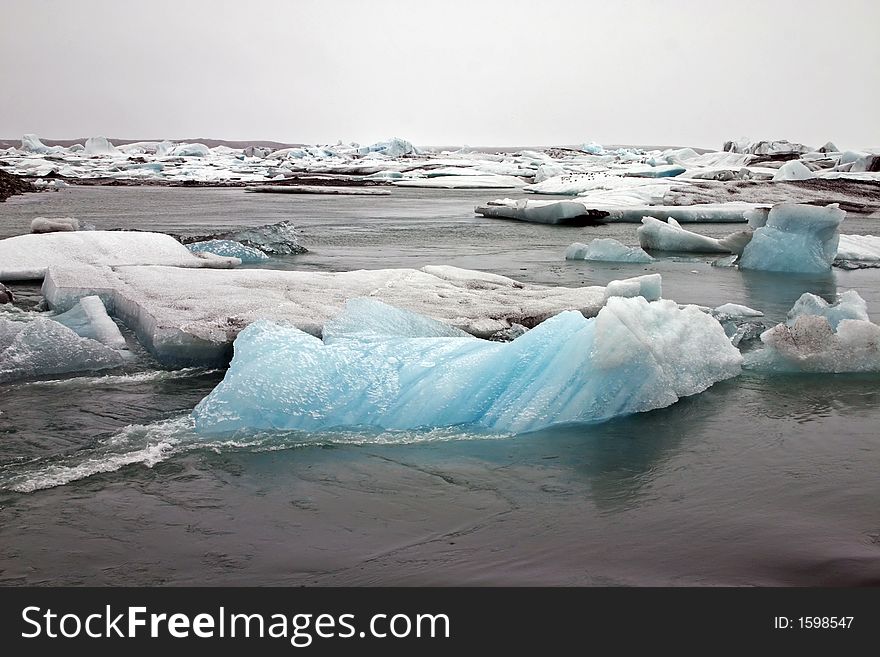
[738, 203, 845, 273]
[192, 297, 742, 435]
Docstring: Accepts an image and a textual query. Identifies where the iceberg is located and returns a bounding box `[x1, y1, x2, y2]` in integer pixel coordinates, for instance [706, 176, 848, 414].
[31, 217, 80, 234]
[836, 234, 880, 263]
[637, 217, 731, 253]
[395, 175, 525, 189]
[183, 221, 307, 255]
[20, 134, 49, 154]
[603, 274, 662, 302]
[786, 290, 869, 330]
[170, 143, 210, 157]
[565, 239, 653, 263]
[52, 295, 127, 349]
[0, 316, 124, 383]
[747, 291, 880, 373]
[0, 231, 240, 281]
[738, 203, 845, 273]
[84, 136, 118, 156]
[192, 296, 742, 435]
[772, 160, 815, 181]
[42, 264, 661, 365]
[714, 303, 763, 318]
[186, 239, 269, 263]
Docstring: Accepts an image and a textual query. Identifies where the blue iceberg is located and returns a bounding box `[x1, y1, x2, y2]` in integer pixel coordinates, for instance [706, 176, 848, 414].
[192, 296, 742, 435]
[186, 239, 269, 263]
[738, 203, 845, 273]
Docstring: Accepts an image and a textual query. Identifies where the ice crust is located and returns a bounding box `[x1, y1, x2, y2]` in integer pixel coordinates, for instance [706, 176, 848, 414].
[0, 231, 240, 281]
[191, 296, 742, 435]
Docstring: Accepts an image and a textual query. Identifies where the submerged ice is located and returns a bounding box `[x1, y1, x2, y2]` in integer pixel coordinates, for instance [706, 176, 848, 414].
[192, 296, 742, 435]
[565, 239, 653, 263]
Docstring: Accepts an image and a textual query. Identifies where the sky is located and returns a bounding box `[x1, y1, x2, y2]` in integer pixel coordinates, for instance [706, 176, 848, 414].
[2, 0, 878, 150]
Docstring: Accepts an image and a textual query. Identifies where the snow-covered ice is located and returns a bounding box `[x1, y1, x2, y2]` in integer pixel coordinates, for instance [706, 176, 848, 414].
[836, 234, 880, 263]
[738, 203, 845, 273]
[41, 264, 663, 365]
[191, 296, 741, 435]
[0, 231, 240, 281]
[565, 239, 653, 263]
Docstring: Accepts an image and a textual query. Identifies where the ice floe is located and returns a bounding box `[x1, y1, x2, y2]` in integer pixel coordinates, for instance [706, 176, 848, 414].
[565, 239, 653, 263]
[30, 217, 80, 233]
[186, 240, 270, 263]
[41, 264, 662, 365]
[191, 295, 742, 435]
[0, 231, 240, 281]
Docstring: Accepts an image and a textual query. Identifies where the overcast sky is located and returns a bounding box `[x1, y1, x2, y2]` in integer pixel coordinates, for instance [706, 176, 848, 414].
[3, 0, 878, 149]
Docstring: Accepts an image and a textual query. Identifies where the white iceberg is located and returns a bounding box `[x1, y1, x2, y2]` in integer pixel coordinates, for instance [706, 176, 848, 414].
[170, 143, 211, 157]
[42, 264, 662, 365]
[747, 291, 880, 373]
[714, 303, 763, 318]
[836, 234, 880, 263]
[84, 136, 118, 156]
[0, 231, 240, 281]
[772, 160, 815, 181]
[738, 203, 845, 273]
[637, 217, 731, 253]
[52, 295, 127, 349]
[20, 134, 50, 154]
[786, 290, 869, 329]
[565, 238, 653, 263]
[191, 296, 742, 435]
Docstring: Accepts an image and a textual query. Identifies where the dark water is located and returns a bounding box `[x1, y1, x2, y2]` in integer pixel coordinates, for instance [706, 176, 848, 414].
[1, 187, 879, 585]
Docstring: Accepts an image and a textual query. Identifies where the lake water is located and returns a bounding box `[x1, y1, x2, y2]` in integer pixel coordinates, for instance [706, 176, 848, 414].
[1, 186, 878, 585]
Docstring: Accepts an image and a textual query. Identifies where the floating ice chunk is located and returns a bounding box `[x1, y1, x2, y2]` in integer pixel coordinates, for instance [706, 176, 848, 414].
[186, 239, 269, 263]
[20, 134, 49, 154]
[565, 238, 653, 263]
[191, 296, 741, 435]
[84, 136, 118, 156]
[836, 234, 880, 262]
[581, 142, 605, 155]
[42, 264, 658, 365]
[52, 295, 127, 349]
[31, 217, 80, 233]
[787, 290, 869, 329]
[603, 274, 662, 302]
[476, 198, 601, 225]
[637, 217, 730, 253]
[772, 160, 815, 181]
[171, 143, 210, 157]
[623, 164, 686, 178]
[0, 317, 124, 383]
[749, 316, 880, 373]
[366, 137, 418, 158]
[187, 221, 307, 255]
[738, 203, 845, 273]
[395, 175, 525, 189]
[714, 303, 763, 318]
[0, 231, 240, 281]
[323, 298, 472, 343]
